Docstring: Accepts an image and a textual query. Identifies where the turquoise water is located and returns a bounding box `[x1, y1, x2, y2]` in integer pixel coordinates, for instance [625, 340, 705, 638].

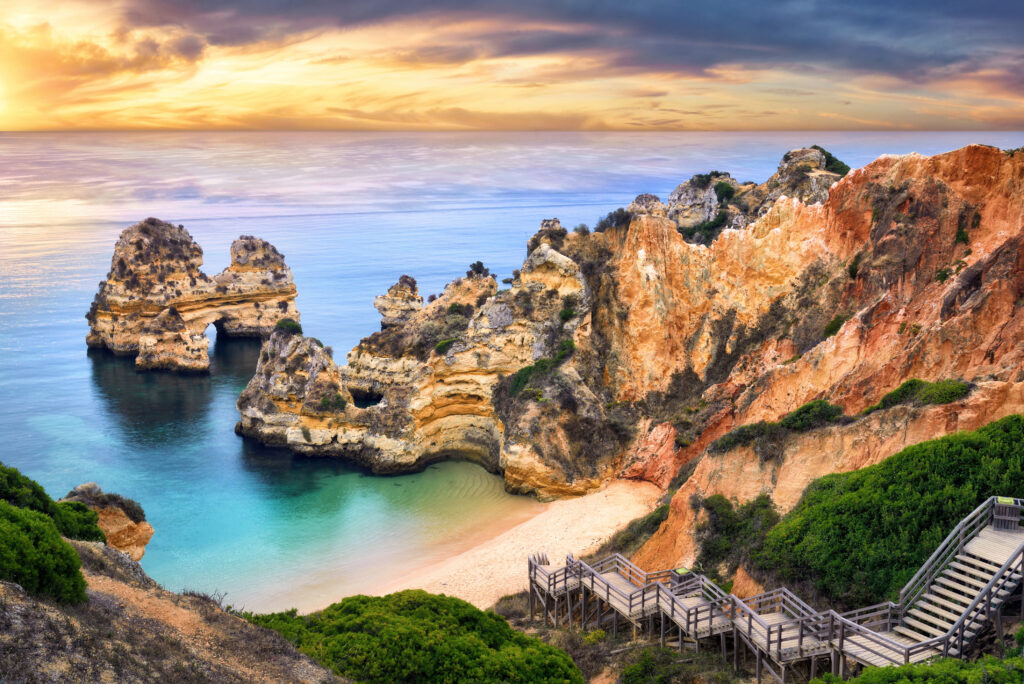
[1, 131, 1021, 611]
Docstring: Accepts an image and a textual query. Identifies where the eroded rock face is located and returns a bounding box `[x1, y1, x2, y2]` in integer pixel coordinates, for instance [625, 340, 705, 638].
[61, 483, 154, 561]
[237, 145, 1024, 505]
[632, 143, 1024, 571]
[86, 219, 299, 372]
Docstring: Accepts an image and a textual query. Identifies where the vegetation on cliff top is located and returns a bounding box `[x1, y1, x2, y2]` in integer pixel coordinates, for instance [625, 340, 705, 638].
[0, 462, 104, 603]
[709, 399, 848, 460]
[274, 317, 303, 335]
[811, 145, 851, 177]
[750, 414, 1024, 605]
[244, 590, 582, 683]
[861, 378, 970, 415]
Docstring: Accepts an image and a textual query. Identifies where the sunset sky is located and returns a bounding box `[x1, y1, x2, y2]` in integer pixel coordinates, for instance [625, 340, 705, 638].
[1, 0, 1022, 131]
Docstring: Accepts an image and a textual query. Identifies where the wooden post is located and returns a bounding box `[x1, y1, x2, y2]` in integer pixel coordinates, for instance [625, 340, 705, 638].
[756, 651, 762, 684]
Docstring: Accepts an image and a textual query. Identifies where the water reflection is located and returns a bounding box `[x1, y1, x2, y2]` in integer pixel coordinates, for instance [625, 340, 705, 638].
[88, 347, 214, 440]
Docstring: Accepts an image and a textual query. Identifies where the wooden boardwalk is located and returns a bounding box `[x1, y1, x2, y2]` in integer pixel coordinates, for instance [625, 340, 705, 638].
[528, 496, 1024, 683]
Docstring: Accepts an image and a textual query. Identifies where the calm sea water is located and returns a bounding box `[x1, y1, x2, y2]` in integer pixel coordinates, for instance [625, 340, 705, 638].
[1, 131, 1021, 611]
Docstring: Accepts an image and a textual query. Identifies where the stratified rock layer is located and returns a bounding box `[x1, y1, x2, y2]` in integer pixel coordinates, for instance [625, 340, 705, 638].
[237, 145, 1024, 505]
[86, 219, 299, 372]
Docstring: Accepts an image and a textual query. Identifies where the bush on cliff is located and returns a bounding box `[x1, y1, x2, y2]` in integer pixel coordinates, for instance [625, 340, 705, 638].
[0, 500, 88, 604]
[0, 463, 104, 541]
[709, 400, 846, 459]
[693, 494, 779, 584]
[594, 208, 631, 233]
[861, 378, 970, 415]
[244, 590, 582, 684]
[810, 145, 851, 177]
[274, 318, 303, 335]
[751, 414, 1024, 605]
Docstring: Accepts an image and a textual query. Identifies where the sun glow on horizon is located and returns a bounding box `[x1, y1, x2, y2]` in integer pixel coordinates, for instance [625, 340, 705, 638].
[1, 1, 1021, 131]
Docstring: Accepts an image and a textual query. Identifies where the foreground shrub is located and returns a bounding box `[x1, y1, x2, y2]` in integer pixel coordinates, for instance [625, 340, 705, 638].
[752, 414, 1024, 605]
[245, 590, 582, 683]
[0, 500, 87, 603]
[812, 655, 1024, 683]
[0, 463, 104, 541]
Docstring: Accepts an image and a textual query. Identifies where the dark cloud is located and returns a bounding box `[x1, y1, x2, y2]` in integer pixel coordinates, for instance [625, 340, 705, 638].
[108, 0, 1024, 83]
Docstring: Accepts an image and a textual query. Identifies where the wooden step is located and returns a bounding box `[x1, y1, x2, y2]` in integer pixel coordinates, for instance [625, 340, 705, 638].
[929, 584, 974, 605]
[935, 575, 982, 596]
[943, 570, 989, 590]
[894, 625, 936, 644]
[948, 561, 994, 581]
[902, 616, 948, 638]
[910, 603, 959, 625]
[921, 593, 966, 622]
[957, 553, 1003, 572]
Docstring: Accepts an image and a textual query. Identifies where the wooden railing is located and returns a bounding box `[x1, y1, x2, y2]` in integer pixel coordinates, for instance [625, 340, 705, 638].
[731, 588, 830, 661]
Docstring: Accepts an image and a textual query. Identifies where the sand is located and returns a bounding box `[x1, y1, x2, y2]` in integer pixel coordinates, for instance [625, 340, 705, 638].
[376, 479, 663, 609]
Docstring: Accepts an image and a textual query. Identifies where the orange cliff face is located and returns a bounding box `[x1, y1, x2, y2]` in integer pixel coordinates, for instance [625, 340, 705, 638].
[631, 144, 1024, 572]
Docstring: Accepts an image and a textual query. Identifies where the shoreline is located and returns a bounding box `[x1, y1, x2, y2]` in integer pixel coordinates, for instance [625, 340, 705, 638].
[373, 479, 662, 609]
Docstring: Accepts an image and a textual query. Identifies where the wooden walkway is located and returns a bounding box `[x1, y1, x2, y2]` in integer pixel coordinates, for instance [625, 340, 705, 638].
[528, 496, 1024, 683]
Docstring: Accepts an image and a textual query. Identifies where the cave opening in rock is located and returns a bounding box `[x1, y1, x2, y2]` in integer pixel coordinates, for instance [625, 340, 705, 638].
[350, 388, 384, 408]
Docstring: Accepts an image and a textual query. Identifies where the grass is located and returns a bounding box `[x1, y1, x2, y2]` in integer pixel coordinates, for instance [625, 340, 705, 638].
[433, 338, 457, 354]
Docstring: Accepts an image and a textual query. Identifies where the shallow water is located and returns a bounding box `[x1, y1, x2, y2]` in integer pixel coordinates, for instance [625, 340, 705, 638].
[0, 130, 1020, 611]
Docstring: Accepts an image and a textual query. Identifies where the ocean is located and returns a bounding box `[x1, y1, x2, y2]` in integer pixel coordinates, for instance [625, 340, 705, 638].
[1, 130, 1020, 611]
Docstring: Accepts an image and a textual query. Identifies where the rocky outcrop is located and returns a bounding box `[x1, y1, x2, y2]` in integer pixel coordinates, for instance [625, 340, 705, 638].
[61, 483, 154, 561]
[667, 146, 844, 242]
[0, 540, 335, 682]
[86, 219, 299, 372]
[237, 145, 1024, 506]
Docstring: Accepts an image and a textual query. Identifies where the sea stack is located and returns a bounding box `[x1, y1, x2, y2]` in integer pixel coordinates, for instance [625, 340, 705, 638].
[86, 219, 299, 372]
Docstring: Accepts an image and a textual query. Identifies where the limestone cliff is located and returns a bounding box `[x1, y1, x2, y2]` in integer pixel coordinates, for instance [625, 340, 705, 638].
[86, 219, 299, 372]
[237, 144, 1024, 506]
[61, 483, 154, 562]
[632, 143, 1024, 572]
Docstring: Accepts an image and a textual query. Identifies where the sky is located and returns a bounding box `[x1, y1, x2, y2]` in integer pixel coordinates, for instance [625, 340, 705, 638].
[0, 0, 1022, 131]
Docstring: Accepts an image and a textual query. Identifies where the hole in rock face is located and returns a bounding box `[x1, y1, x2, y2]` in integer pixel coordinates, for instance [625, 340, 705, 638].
[350, 388, 384, 408]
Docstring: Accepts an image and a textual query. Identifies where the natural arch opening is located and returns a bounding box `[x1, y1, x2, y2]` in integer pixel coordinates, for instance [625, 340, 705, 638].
[350, 388, 384, 408]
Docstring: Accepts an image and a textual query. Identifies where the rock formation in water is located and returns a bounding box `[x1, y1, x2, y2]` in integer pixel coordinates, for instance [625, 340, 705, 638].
[86, 219, 299, 372]
[236, 144, 1024, 506]
[61, 483, 154, 561]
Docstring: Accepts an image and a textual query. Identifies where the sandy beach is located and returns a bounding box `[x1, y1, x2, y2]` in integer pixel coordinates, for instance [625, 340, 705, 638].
[377, 479, 663, 608]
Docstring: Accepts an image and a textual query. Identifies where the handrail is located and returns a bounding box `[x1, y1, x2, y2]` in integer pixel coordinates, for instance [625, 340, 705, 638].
[900, 497, 994, 608]
[828, 610, 912, 665]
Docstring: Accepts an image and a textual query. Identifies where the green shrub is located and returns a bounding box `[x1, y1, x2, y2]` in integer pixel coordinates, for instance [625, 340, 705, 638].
[507, 339, 575, 396]
[244, 590, 582, 683]
[594, 208, 631, 233]
[812, 655, 1024, 683]
[779, 400, 845, 432]
[709, 421, 786, 455]
[811, 145, 851, 177]
[822, 314, 849, 338]
[936, 266, 952, 283]
[679, 210, 728, 243]
[0, 463, 104, 541]
[694, 495, 778, 581]
[752, 415, 1024, 605]
[559, 308, 577, 322]
[275, 318, 303, 335]
[955, 226, 970, 244]
[621, 646, 737, 684]
[0, 501, 87, 604]
[713, 181, 735, 202]
[862, 378, 969, 415]
[466, 261, 490, 278]
[917, 378, 970, 405]
[53, 502, 105, 542]
[690, 172, 725, 189]
[434, 338, 457, 355]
